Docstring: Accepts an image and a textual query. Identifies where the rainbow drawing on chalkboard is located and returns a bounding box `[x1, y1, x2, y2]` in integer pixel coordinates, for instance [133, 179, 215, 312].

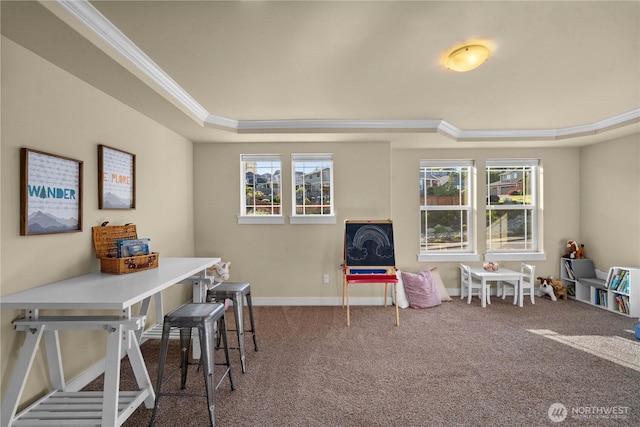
[347, 224, 394, 261]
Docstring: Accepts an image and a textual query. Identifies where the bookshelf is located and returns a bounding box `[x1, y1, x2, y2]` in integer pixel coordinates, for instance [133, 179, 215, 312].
[560, 258, 639, 317]
[606, 267, 639, 316]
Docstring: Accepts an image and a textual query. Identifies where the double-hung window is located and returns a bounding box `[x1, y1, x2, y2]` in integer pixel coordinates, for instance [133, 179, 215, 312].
[419, 160, 475, 261]
[485, 159, 543, 260]
[239, 154, 283, 224]
[290, 153, 335, 224]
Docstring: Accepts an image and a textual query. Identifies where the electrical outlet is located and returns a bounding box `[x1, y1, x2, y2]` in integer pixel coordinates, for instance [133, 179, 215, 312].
[323, 274, 330, 284]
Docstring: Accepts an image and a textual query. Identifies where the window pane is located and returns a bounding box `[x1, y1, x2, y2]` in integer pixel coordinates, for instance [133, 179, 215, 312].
[485, 161, 538, 252]
[487, 166, 532, 205]
[293, 157, 333, 216]
[421, 210, 470, 251]
[420, 164, 471, 253]
[486, 208, 533, 250]
[243, 158, 281, 216]
[421, 167, 469, 206]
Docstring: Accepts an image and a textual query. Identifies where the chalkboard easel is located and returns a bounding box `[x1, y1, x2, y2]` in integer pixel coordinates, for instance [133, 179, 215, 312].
[342, 219, 399, 326]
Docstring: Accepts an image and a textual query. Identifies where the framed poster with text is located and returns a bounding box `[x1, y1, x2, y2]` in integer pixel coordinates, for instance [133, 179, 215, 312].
[98, 145, 136, 209]
[20, 148, 83, 235]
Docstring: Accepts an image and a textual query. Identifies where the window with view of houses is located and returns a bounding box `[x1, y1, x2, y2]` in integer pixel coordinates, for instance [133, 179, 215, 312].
[485, 159, 539, 253]
[239, 154, 282, 223]
[239, 153, 335, 225]
[291, 154, 334, 221]
[419, 160, 473, 255]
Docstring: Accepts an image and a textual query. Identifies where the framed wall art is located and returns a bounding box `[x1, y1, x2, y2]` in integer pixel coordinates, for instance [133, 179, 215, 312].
[20, 148, 83, 235]
[98, 145, 136, 209]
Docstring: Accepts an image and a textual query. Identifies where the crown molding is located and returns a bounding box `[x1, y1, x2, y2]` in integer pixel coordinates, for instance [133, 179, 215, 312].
[41, 0, 210, 124]
[234, 119, 443, 133]
[41, 0, 640, 142]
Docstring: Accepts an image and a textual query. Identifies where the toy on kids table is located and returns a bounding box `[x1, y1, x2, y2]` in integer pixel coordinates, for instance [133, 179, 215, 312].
[537, 277, 568, 301]
[483, 262, 499, 271]
[565, 240, 584, 259]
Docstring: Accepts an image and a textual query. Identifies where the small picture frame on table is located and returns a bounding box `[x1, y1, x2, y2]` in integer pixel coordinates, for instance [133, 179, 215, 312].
[98, 145, 136, 209]
[20, 148, 83, 235]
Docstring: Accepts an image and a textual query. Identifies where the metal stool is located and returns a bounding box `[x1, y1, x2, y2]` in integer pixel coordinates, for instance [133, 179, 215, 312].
[207, 282, 258, 373]
[150, 303, 234, 427]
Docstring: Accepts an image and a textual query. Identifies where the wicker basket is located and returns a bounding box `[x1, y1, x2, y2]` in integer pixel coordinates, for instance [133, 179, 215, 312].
[92, 222, 158, 274]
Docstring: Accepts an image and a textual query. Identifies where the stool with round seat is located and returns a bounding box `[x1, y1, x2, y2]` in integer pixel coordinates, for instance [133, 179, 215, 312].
[149, 302, 234, 427]
[207, 282, 258, 373]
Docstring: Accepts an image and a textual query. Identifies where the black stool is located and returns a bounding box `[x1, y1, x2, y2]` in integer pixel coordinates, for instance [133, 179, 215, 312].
[150, 303, 234, 427]
[207, 282, 258, 373]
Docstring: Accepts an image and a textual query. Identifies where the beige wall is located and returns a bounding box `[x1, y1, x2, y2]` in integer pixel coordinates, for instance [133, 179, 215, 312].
[193, 141, 590, 303]
[193, 141, 392, 303]
[194, 139, 640, 301]
[580, 134, 640, 269]
[1, 37, 195, 407]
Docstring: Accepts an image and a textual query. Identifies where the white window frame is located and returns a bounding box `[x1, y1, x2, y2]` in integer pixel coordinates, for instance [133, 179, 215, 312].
[290, 153, 335, 224]
[238, 154, 284, 225]
[484, 159, 545, 262]
[418, 160, 479, 262]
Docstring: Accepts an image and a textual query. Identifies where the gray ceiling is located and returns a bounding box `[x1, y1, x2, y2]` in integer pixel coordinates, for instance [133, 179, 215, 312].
[2, 1, 639, 148]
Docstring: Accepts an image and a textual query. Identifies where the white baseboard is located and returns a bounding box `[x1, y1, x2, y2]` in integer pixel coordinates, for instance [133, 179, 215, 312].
[252, 288, 459, 306]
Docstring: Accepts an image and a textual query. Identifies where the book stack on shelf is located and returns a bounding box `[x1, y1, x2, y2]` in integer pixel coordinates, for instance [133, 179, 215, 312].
[609, 269, 630, 294]
[563, 258, 576, 280]
[595, 289, 607, 308]
[561, 258, 576, 296]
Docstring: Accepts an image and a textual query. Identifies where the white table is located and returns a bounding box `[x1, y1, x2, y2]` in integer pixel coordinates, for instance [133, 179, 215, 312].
[0, 257, 219, 427]
[469, 267, 525, 308]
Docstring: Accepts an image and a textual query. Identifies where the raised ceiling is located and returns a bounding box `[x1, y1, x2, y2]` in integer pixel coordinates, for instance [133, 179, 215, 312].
[2, 0, 639, 148]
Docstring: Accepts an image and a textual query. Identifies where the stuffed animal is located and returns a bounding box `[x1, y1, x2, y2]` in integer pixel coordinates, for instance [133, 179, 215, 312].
[209, 261, 231, 283]
[550, 279, 568, 300]
[207, 261, 231, 309]
[537, 277, 568, 301]
[566, 240, 584, 259]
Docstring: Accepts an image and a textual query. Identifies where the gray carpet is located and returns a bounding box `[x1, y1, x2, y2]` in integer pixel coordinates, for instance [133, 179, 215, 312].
[84, 297, 640, 426]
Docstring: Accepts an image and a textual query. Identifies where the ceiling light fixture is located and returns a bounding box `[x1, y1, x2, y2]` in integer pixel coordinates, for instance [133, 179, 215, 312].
[446, 44, 491, 72]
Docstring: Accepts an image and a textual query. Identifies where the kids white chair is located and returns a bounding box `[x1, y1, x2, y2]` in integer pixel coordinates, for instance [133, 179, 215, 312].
[502, 263, 536, 306]
[460, 263, 488, 304]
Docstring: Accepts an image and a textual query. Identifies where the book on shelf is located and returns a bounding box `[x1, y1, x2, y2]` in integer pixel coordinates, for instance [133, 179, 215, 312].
[598, 289, 607, 307]
[620, 275, 630, 294]
[610, 269, 627, 291]
[117, 238, 151, 257]
[615, 295, 630, 314]
[563, 259, 575, 280]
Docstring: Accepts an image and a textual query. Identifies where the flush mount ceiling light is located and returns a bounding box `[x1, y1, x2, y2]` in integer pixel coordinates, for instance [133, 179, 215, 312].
[446, 44, 491, 72]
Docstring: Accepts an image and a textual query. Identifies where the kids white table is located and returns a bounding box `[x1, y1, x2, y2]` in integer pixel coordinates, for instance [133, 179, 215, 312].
[0, 257, 219, 427]
[469, 267, 525, 308]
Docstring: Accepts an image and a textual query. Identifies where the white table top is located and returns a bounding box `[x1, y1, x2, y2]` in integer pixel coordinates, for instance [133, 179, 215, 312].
[0, 257, 219, 311]
[469, 267, 524, 279]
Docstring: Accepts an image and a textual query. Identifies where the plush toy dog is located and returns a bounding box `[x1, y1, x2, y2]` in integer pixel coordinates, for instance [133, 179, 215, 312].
[537, 277, 568, 301]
